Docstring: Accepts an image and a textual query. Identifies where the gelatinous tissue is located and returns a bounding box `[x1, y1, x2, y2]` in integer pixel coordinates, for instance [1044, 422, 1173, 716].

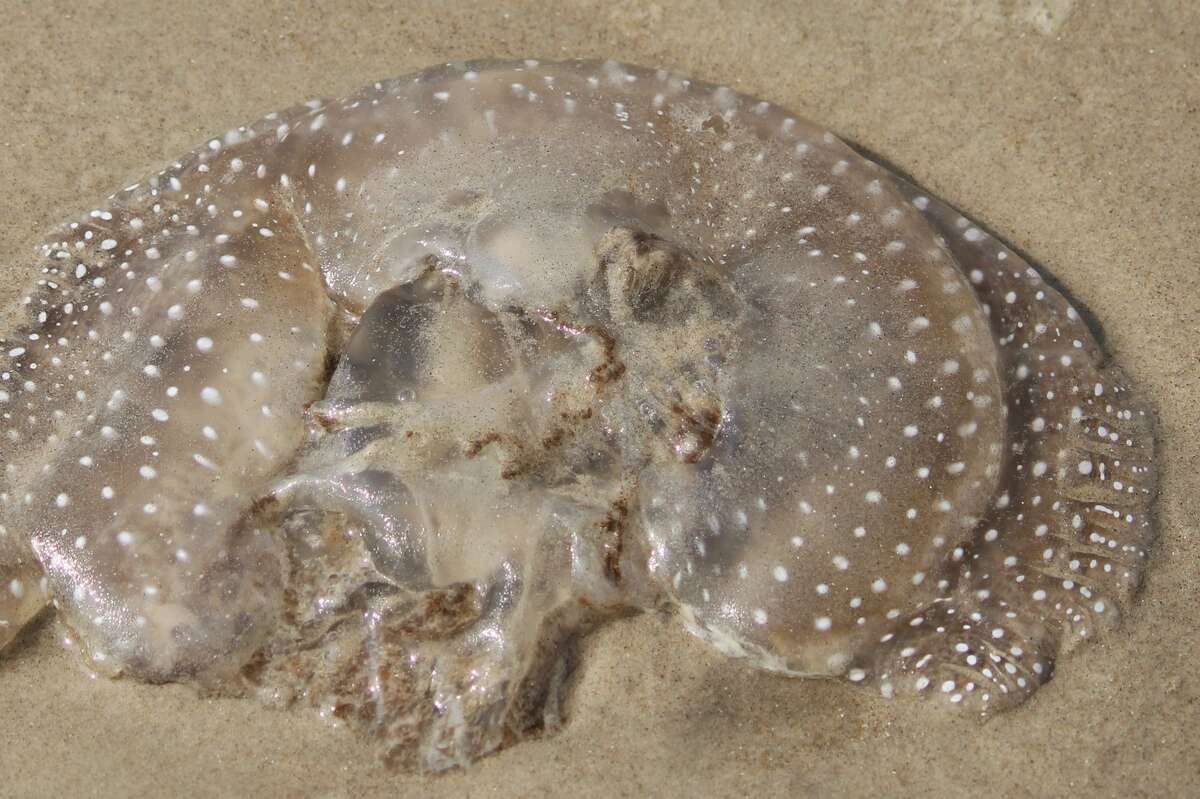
[0, 59, 1156, 770]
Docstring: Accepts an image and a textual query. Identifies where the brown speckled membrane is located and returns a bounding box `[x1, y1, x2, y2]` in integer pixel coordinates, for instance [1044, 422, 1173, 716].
[0, 59, 1156, 770]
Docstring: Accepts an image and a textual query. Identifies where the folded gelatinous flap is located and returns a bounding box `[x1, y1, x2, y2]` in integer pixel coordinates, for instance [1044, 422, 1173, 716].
[329, 271, 513, 405]
[641, 223, 1008, 674]
[293, 265, 632, 586]
[19, 200, 331, 681]
[252, 270, 641, 769]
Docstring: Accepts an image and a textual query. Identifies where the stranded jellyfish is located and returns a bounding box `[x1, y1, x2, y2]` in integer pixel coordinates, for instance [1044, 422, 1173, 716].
[0, 59, 1156, 770]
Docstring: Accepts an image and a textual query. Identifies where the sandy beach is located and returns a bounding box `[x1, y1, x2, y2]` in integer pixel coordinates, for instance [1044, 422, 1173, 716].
[0, 1, 1196, 796]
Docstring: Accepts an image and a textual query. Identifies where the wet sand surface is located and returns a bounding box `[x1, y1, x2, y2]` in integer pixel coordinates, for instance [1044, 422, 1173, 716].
[0, 1, 1196, 796]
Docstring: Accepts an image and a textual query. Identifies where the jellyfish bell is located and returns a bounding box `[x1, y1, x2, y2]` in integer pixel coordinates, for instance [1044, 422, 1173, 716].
[0, 59, 1156, 769]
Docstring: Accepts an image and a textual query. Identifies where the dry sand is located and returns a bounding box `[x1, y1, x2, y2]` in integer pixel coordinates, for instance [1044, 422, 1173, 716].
[0, 1, 1196, 796]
